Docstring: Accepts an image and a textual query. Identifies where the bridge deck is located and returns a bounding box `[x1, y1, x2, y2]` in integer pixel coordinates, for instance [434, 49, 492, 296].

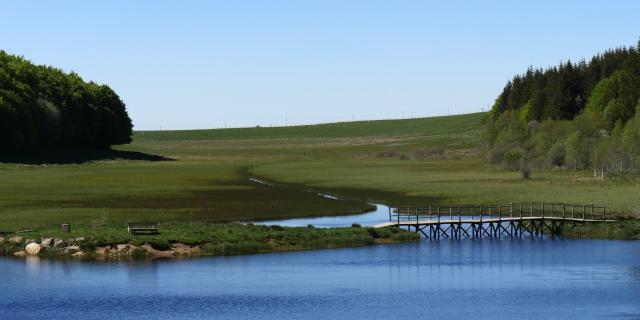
[375, 202, 609, 238]
[373, 216, 611, 229]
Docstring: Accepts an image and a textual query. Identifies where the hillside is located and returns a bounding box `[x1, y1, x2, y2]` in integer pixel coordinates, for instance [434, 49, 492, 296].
[134, 112, 485, 141]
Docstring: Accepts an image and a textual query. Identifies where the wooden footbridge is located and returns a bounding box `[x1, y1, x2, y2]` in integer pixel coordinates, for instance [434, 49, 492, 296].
[374, 202, 610, 239]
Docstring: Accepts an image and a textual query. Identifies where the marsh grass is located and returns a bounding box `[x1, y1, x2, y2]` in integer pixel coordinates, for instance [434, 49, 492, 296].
[0, 111, 638, 242]
[563, 221, 640, 240]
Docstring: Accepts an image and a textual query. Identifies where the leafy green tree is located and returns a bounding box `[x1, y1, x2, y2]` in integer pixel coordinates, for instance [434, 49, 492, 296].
[547, 142, 566, 167]
[623, 101, 640, 173]
[0, 50, 132, 150]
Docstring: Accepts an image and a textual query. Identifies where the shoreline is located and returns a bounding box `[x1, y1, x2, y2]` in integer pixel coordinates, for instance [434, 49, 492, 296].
[2, 220, 638, 262]
[0, 223, 420, 262]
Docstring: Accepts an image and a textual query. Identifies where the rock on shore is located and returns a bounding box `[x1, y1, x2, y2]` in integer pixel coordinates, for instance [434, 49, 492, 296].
[25, 243, 43, 255]
[4, 235, 204, 260]
[9, 237, 23, 244]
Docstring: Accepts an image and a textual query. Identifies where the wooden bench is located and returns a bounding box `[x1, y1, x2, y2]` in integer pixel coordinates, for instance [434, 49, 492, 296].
[127, 221, 159, 235]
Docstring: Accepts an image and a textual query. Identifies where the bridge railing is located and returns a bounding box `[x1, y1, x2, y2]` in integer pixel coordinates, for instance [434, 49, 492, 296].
[388, 202, 606, 224]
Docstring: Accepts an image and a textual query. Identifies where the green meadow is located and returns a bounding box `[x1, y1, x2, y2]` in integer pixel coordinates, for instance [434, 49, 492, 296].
[1, 111, 639, 242]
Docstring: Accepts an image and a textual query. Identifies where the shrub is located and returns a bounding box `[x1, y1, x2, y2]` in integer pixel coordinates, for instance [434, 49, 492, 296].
[547, 142, 566, 167]
[503, 147, 524, 171]
[413, 148, 445, 159]
[375, 150, 398, 158]
[269, 225, 284, 231]
[366, 228, 380, 239]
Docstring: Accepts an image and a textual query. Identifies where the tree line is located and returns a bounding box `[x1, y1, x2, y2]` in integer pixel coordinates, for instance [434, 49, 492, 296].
[485, 40, 640, 178]
[0, 50, 132, 150]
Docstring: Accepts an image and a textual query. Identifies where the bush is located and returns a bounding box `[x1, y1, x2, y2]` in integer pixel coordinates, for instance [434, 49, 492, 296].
[547, 142, 566, 167]
[503, 147, 524, 171]
[366, 228, 380, 238]
[413, 148, 445, 159]
[375, 150, 398, 158]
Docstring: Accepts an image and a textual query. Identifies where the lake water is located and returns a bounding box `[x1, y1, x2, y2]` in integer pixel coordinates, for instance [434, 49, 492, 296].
[2, 203, 640, 319]
[2, 239, 640, 319]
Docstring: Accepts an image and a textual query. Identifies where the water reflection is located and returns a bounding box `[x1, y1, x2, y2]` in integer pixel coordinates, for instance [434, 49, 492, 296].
[0, 239, 639, 319]
[127, 260, 159, 286]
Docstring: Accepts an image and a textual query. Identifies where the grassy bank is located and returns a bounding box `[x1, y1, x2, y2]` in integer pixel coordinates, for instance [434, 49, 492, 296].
[1, 224, 419, 259]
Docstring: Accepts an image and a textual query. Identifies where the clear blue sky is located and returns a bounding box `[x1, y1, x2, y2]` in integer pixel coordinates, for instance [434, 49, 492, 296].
[1, 1, 639, 130]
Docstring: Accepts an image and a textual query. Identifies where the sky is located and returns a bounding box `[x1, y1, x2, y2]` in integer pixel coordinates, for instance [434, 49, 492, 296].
[1, 1, 639, 130]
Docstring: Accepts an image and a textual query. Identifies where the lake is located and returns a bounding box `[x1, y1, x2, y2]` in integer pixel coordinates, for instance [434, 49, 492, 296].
[2, 204, 640, 319]
[1, 238, 639, 319]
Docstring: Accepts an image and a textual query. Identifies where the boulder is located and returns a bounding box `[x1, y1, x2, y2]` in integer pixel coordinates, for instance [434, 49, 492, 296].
[71, 251, 85, 257]
[13, 251, 27, 257]
[171, 243, 192, 255]
[116, 244, 129, 253]
[189, 246, 202, 256]
[9, 236, 23, 244]
[0, 236, 5, 243]
[141, 244, 173, 259]
[63, 246, 80, 255]
[41, 238, 53, 247]
[127, 245, 139, 255]
[95, 246, 111, 255]
[53, 239, 66, 248]
[25, 243, 43, 255]
[75, 237, 85, 242]
[25, 239, 36, 244]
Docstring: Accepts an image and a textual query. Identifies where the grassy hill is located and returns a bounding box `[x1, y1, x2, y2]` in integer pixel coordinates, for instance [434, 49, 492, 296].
[133, 112, 485, 141]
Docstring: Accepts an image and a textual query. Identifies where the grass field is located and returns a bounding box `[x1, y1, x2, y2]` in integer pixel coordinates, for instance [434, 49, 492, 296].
[1, 111, 639, 242]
